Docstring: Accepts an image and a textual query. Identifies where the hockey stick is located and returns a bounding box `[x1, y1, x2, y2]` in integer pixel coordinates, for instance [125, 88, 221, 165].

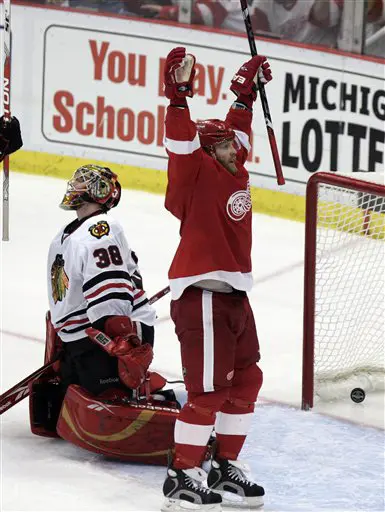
[0, 285, 171, 414]
[2, 0, 11, 240]
[148, 285, 170, 305]
[239, 0, 285, 186]
[0, 355, 60, 415]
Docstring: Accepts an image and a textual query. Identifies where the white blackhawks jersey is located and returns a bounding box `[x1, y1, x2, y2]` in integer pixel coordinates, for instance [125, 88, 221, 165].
[47, 212, 156, 343]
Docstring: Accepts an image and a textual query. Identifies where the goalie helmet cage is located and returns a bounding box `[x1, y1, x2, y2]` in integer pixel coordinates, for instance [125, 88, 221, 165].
[302, 172, 385, 410]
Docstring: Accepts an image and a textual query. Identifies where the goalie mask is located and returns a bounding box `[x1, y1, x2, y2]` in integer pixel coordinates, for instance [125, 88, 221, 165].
[60, 164, 121, 211]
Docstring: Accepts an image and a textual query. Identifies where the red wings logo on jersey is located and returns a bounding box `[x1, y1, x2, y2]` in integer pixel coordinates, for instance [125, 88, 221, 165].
[51, 254, 69, 304]
[226, 185, 252, 221]
[89, 221, 110, 239]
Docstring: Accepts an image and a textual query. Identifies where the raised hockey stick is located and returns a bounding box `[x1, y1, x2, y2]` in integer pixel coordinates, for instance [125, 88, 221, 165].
[0, 285, 171, 414]
[239, 0, 285, 186]
[2, 0, 11, 240]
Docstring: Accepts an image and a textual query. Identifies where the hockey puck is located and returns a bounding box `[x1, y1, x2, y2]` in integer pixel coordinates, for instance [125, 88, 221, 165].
[350, 388, 365, 403]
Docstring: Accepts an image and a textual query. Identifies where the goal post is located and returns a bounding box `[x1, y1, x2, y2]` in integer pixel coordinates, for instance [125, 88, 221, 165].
[302, 172, 385, 410]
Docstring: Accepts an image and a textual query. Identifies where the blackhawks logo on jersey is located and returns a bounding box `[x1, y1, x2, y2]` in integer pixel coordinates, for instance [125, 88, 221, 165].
[89, 220, 110, 239]
[51, 254, 69, 304]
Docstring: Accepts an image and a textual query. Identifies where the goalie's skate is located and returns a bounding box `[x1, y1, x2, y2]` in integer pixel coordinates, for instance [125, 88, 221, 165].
[207, 458, 264, 509]
[162, 465, 222, 512]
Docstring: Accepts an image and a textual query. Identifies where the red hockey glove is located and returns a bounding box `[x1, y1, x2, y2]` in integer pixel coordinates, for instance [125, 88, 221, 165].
[138, 371, 167, 399]
[164, 47, 196, 102]
[230, 56, 272, 108]
[86, 326, 154, 390]
[0, 116, 23, 163]
[103, 315, 141, 341]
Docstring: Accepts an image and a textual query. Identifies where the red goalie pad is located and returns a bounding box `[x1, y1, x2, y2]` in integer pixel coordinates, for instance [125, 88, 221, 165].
[56, 384, 179, 465]
[44, 311, 62, 373]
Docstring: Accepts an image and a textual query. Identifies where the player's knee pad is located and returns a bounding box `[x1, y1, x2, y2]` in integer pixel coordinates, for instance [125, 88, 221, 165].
[230, 363, 263, 408]
[184, 387, 230, 420]
[29, 378, 63, 438]
[56, 384, 179, 465]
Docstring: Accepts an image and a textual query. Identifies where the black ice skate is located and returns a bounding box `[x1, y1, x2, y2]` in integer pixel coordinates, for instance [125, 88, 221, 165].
[162, 465, 222, 512]
[207, 458, 264, 509]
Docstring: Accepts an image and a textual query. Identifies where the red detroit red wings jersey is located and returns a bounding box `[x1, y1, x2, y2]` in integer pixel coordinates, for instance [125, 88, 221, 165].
[164, 106, 254, 300]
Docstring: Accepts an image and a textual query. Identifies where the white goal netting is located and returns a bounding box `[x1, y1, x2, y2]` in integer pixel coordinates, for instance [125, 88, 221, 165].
[313, 175, 385, 401]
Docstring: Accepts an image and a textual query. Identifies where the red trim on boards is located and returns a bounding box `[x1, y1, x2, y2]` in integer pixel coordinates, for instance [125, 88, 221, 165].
[13, 1, 385, 65]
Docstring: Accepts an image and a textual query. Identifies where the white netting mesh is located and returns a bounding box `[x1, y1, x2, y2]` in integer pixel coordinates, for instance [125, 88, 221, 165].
[314, 179, 385, 401]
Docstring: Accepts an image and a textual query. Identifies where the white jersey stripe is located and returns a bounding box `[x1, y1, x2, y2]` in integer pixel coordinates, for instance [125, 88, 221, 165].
[164, 132, 201, 155]
[215, 411, 254, 436]
[169, 269, 253, 301]
[174, 419, 214, 446]
[202, 290, 215, 392]
[234, 129, 251, 152]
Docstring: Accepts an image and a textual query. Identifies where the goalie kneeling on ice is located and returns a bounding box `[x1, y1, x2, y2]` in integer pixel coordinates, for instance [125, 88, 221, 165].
[56, 384, 179, 465]
[29, 379, 180, 465]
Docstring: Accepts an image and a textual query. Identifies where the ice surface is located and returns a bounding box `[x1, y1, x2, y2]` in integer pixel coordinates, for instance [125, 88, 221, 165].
[1, 174, 384, 511]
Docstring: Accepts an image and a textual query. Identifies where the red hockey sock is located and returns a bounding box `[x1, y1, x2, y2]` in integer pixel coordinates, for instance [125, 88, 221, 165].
[214, 400, 255, 460]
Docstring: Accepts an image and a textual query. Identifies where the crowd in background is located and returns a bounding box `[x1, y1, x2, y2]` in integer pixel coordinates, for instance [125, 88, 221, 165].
[23, 0, 384, 58]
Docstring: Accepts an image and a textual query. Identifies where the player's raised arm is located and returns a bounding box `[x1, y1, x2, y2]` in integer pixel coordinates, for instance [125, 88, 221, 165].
[225, 55, 272, 164]
[163, 47, 203, 219]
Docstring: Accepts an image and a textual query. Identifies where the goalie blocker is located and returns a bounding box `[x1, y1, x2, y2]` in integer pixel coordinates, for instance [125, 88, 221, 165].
[29, 312, 180, 465]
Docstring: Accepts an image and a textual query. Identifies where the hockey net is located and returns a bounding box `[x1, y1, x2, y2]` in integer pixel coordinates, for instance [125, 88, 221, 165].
[302, 172, 385, 409]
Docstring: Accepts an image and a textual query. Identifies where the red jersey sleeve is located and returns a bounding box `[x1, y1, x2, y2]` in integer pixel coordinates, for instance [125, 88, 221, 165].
[164, 106, 203, 220]
[225, 107, 253, 166]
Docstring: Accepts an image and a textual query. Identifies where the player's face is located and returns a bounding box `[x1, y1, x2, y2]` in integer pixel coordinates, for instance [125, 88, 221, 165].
[215, 139, 237, 174]
[71, 170, 89, 192]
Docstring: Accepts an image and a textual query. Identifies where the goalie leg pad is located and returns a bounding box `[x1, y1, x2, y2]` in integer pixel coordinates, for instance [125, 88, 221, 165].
[29, 378, 63, 438]
[56, 384, 180, 465]
[45, 311, 62, 373]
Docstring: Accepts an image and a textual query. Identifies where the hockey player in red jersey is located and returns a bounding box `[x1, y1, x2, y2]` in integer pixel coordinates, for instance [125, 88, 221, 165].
[0, 115, 23, 162]
[161, 47, 272, 511]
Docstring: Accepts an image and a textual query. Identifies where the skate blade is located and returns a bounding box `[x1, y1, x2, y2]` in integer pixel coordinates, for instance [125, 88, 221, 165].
[218, 491, 264, 509]
[161, 497, 222, 512]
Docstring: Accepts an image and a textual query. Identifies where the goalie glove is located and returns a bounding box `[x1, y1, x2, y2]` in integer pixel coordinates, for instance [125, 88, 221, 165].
[0, 116, 23, 163]
[230, 56, 272, 109]
[86, 319, 153, 390]
[164, 46, 196, 103]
